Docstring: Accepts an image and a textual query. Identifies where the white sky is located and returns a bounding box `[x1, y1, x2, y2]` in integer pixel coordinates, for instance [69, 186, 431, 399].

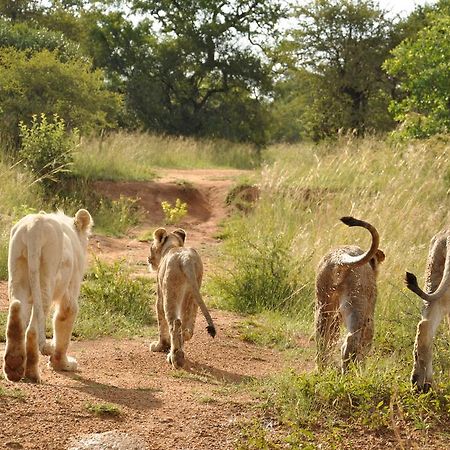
[377, 0, 437, 16]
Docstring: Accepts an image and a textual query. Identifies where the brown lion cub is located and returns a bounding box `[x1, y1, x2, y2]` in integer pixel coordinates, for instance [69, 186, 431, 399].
[147, 228, 216, 368]
[315, 217, 385, 372]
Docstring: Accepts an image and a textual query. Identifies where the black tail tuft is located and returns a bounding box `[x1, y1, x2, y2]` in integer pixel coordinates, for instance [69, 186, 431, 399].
[405, 271, 418, 290]
[206, 325, 216, 338]
[340, 216, 363, 228]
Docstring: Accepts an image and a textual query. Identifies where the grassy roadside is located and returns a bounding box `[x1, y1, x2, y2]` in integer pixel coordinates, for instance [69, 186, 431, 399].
[210, 135, 450, 447]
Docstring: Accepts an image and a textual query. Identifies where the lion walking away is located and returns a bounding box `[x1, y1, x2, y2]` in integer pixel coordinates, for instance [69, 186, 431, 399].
[315, 216, 385, 372]
[3, 209, 92, 383]
[405, 229, 450, 392]
[147, 227, 216, 369]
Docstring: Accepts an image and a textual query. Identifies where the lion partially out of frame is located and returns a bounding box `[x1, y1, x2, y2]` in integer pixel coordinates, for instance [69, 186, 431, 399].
[315, 216, 385, 372]
[3, 209, 92, 383]
[147, 228, 216, 369]
[405, 229, 450, 392]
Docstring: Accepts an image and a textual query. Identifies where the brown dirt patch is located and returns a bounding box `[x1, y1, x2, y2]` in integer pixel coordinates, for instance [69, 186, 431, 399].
[0, 310, 307, 450]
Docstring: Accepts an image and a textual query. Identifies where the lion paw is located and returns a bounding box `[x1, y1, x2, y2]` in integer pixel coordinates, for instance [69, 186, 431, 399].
[50, 354, 77, 372]
[183, 328, 194, 342]
[167, 349, 185, 369]
[150, 340, 170, 352]
[3, 352, 26, 382]
[24, 366, 41, 384]
[41, 341, 55, 356]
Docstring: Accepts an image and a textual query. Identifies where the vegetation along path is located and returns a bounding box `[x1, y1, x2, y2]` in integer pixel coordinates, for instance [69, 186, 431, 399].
[0, 169, 309, 450]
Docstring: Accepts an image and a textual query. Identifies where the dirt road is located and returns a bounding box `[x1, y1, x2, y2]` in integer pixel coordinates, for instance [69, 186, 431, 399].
[0, 169, 308, 450]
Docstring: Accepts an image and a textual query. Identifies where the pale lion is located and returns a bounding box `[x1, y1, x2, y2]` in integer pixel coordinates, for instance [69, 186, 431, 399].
[3, 209, 92, 383]
[315, 217, 385, 372]
[147, 228, 216, 369]
[405, 229, 450, 392]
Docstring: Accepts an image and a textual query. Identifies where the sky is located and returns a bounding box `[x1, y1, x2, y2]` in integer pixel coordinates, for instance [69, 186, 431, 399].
[377, 0, 437, 16]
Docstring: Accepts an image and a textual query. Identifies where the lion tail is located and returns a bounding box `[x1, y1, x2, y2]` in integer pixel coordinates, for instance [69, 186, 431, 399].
[405, 236, 450, 302]
[27, 220, 47, 354]
[339, 216, 380, 267]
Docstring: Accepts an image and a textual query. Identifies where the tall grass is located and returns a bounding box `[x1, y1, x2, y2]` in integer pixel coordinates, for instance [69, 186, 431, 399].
[218, 136, 450, 346]
[219, 135, 450, 445]
[0, 160, 44, 278]
[74, 131, 261, 179]
[74, 259, 155, 339]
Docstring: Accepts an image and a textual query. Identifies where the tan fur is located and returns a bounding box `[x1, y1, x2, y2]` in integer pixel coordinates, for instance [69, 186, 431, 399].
[147, 228, 216, 369]
[405, 230, 450, 392]
[3, 209, 92, 383]
[315, 217, 385, 372]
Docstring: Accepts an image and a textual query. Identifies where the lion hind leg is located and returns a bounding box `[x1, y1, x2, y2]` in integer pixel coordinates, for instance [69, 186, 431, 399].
[412, 303, 443, 392]
[3, 300, 27, 382]
[24, 322, 41, 383]
[150, 294, 170, 352]
[167, 318, 185, 369]
[49, 299, 78, 372]
[315, 301, 340, 370]
[181, 295, 198, 342]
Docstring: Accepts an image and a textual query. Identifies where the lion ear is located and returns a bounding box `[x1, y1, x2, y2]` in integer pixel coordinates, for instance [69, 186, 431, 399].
[376, 249, 385, 263]
[154, 228, 168, 243]
[173, 229, 186, 244]
[74, 209, 93, 232]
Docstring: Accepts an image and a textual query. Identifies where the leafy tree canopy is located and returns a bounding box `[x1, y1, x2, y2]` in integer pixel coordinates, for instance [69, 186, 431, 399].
[384, 10, 450, 138]
[0, 47, 123, 148]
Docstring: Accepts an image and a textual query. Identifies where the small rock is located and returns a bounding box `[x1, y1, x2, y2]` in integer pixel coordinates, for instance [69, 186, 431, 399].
[68, 430, 147, 450]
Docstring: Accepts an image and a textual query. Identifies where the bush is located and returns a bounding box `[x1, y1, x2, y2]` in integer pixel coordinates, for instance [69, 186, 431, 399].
[74, 259, 155, 339]
[0, 47, 122, 147]
[18, 113, 77, 190]
[161, 198, 188, 225]
[213, 218, 310, 315]
[93, 196, 142, 236]
[384, 15, 450, 138]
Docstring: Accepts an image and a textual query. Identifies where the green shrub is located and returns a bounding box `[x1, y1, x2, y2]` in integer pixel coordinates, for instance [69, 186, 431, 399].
[93, 196, 142, 236]
[18, 113, 77, 190]
[213, 218, 312, 315]
[74, 259, 155, 339]
[161, 198, 188, 225]
[260, 365, 450, 434]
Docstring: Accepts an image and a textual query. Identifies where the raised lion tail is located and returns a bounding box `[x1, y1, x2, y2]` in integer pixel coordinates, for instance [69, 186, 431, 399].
[339, 216, 380, 267]
[3, 300, 26, 382]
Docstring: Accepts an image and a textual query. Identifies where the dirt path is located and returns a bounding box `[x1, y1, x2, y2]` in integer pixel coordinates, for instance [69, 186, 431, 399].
[0, 168, 311, 450]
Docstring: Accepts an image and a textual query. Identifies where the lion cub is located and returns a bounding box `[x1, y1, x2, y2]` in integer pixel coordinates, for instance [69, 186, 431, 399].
[147, 228, 216, 368]
[315, 217, 385, 372]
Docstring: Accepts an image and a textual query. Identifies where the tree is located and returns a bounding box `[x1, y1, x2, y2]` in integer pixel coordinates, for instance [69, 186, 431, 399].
[284, 0, 398, 138]
[121, 0, 286, 144]
[0, 0, 40, 22]
[0, 48, 122, 148]
[383, 11, 450, 138]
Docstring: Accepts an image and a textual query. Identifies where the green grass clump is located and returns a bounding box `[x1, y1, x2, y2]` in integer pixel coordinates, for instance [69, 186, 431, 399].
[257, 363, 450, 437]
[235, 311, 311, 351]
[74, 259, 155, 339]
[0, 386, 26, 400]
[213, 217, 313, 315]
[85, 402, 122, 417]
[92, 196, 142, 236]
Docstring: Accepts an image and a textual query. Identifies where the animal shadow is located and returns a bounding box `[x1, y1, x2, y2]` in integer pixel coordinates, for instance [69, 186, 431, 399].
[183, 359, 252, 384]
[61, 372, 162, 411]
